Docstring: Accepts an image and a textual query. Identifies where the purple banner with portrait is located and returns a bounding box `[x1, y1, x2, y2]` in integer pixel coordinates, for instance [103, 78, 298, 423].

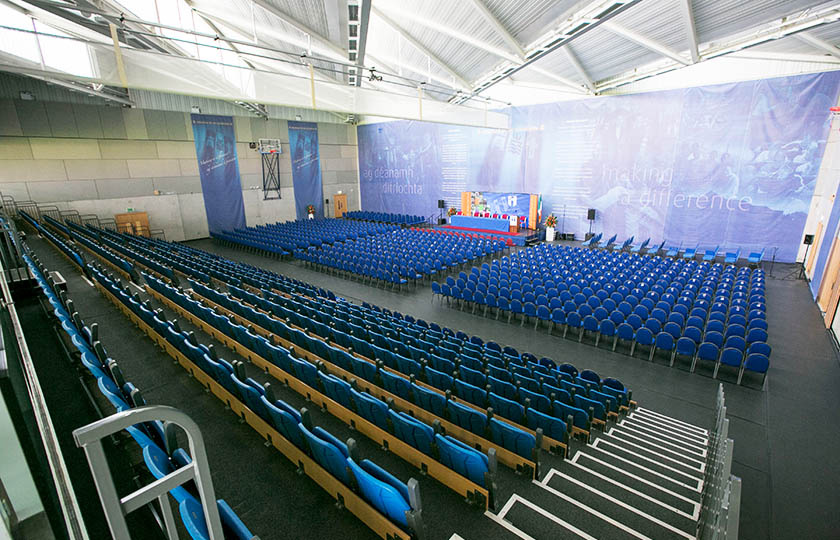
[358, 72, 840, 261]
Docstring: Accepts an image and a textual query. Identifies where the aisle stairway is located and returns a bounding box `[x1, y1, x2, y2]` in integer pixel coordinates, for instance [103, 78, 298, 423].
[486, 407, 709, 539]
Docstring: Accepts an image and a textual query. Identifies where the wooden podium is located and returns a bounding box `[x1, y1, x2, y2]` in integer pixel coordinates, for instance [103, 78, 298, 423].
[334, 193, 348, 218]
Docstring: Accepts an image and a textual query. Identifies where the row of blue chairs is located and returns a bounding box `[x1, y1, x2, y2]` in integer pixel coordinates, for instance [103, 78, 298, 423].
[214, 218, 398, 254]
[92, 263, 425, 536]
[64, 223, 135, 278]
[76, 228, 635, 441]
[584, 233, 766, 264]
[20, 211, 86, 271]
[20, 246, 255, 540]
[297, 228, 505, 288]
[145, 272, 508, 497]
[343, 211, 425, 226]
[434, 244, 769, 386]
[204, 278, 632, 445]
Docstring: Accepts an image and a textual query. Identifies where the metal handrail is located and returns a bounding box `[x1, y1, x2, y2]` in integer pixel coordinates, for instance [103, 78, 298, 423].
[0, 220, 88, 539]
[73, 405, 224, 540]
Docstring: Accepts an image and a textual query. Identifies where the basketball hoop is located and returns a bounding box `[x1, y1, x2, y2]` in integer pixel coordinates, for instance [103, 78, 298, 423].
[258, 138, 282, 154]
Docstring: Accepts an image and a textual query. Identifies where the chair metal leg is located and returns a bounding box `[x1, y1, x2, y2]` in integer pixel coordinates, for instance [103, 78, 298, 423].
[578, 329, 583, 342]
[669, 350, 676, 367]
[612, 336, 618, 351]
[712, 360, 721, 378]
[630, 342, 636, 356]
[521, 315, 525, 327]
[507, 312, 512, 324]
[534, 319, 539, 331]
[595, 333, 601, 347]
[690, 354, 698, 372]
[649, 346, 655, 362]
[737, 366, 745, 385]
[563, 326, 568, 338]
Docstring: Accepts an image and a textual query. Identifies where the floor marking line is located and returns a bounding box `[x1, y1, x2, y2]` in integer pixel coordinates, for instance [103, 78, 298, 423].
[621, 418, 709, 447]
[603, 431, 706, 473]
[611, 426, 707, 460]
[496, 493, 521, 520]
[564, 460, 699, 520]
[625, 414, 710, 443]
[592, 440, 703, 491]
[631, 411, 709, 436]
[542, 469, 696, 540]
[486, 495, 595, 540]
[483, 509, 536, 540]
[533, 479, 655, 540]
[573, 452, 701, 519]
[634, 409, 708, 433]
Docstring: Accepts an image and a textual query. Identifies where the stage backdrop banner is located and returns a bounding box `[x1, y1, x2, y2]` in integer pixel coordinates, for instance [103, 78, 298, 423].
[288, 121, 324, 219]
[190, 114, 246, 234]
[473, 192, 530, 216]
[358, 72, 840, 262]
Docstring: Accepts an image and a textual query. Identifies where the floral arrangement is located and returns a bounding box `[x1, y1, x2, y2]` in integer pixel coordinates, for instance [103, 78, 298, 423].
[545, 214, 557, 228]
[447, 207, 458, 217]
[306, 204, 315, 215]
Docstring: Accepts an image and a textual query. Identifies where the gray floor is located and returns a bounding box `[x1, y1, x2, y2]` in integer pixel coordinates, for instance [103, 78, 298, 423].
[186, 238, 840, 540]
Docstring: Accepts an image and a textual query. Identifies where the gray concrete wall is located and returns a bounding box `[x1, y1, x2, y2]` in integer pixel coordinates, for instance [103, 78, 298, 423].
[0, 98, 359, 241]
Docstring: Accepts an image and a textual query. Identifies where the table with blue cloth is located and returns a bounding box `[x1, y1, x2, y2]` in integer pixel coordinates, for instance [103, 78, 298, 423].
[450, 215, 511, 232]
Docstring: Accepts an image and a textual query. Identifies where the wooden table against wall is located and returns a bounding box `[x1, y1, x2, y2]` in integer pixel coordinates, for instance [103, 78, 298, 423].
[115, 211, 150, 237]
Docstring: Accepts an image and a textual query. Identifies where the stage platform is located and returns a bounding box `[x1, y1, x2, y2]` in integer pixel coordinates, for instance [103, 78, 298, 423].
[438, 224, 540, 246]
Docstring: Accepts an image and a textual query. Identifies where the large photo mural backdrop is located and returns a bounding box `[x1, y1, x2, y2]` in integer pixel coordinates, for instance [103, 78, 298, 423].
[358, 72, 840, 261]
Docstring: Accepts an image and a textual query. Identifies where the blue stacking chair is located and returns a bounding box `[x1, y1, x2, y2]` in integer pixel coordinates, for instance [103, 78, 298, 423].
[747, 249, 765, 265]
[739, 353, 769, 387]
[673, 337, 696, 368]
[630, 238, 650, 253]
[724, 248, 741, 264]
[632, 327, 654, 358]
[715, 347, 744, 379]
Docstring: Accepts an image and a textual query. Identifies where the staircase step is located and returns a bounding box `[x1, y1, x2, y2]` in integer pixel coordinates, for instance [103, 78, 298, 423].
[572, 451, 701, 517]
[558, 461, 699, 529]
[620, 417, 709, 449]
[537, 472, 695, 540]
[632, 408, 708, 435]
[606, 427, 707, 468]
[585, 440, 703, 493]
[592, 434, 703, 480]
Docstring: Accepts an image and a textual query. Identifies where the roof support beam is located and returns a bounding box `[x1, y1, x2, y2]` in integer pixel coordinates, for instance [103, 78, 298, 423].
[679, 0, 700, 63]
[244, 0, 348, 59]
[795, 32, 840, 60]
[468, 0, 526, 59]
[562, 46, 596, 93]
[529, 66, 591, 94]
[375, 4, 522, 64]
[601, 21, 692, 65]
[354, 0, 371, 86]
[370, 7, 472, 91]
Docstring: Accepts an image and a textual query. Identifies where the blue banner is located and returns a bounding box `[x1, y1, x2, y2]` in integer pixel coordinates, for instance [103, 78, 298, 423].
[190, 114, 245, 234]
[288, 121, 323, 219]
[358, 72, 840, 262]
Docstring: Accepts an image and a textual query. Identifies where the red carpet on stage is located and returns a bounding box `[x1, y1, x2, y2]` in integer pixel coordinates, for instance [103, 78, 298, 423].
[440, 225, 523, 237]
